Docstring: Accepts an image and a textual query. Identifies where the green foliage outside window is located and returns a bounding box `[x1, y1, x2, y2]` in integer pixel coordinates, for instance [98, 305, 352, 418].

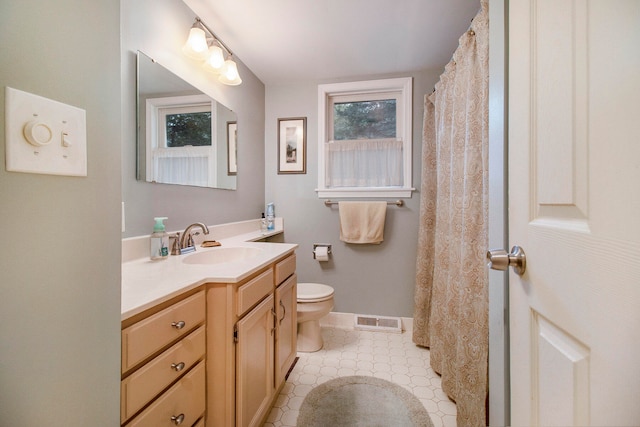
[166, 112, 212, 147]
[333, 100, 396, 140]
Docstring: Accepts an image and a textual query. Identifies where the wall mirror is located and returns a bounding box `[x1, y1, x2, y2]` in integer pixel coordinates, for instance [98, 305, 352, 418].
[137, 51, 237, 189]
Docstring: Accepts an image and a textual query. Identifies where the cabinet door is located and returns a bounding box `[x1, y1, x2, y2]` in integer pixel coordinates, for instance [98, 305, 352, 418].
[236, 294, 275, 427]
[275, 274, 297, 387]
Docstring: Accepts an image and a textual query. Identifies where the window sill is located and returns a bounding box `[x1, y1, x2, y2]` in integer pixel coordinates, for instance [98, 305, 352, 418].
[316, 187, 415, 199]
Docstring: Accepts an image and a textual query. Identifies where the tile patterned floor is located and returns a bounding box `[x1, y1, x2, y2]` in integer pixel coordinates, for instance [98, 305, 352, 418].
[264, 326, 457, 427]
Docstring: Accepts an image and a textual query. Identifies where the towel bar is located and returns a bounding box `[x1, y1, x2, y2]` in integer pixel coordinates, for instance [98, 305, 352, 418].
[323, 199, 404, 207]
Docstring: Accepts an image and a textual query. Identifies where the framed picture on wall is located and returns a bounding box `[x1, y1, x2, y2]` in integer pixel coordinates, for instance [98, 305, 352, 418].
[227, 121, 237, 176]
[277, 117, 306, 174]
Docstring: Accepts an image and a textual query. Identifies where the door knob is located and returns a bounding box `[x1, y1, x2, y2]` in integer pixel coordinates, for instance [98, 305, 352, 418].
[487, 246, 526, 275]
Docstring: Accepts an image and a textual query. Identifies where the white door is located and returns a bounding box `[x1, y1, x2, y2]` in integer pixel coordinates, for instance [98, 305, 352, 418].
[507, 1, 640, 425]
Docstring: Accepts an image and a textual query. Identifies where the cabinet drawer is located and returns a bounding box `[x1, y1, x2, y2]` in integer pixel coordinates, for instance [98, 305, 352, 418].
[275, 254, 296, 286]
[121, 326, 206, 423]
[122, 291, 205, 373]
[237, 269, 274, 317]
[125, 360, 205, 427]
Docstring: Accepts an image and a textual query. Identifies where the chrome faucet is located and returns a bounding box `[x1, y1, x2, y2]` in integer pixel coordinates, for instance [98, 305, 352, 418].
[178, 222, 210, 254]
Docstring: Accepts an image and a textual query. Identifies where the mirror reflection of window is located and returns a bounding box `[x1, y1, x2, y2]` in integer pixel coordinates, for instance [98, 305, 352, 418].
[146, 95, 217, 187]
[136, 51, 237, 189]
[164, 111, 212, 147]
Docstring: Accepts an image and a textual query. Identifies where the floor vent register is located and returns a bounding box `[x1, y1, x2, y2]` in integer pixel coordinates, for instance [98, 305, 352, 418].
[354, 314, 402, 333]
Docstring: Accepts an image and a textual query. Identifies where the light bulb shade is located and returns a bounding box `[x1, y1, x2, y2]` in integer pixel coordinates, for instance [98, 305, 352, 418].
[202, 45, 225, 74]
[218, 58, 242, 86]
[182, 27, 209, 60]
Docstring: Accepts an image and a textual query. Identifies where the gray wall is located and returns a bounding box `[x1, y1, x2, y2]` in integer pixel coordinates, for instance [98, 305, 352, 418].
[122, 0, 266, 237]
[265, 71, 440, 318]
[122, 0, 444, 318]
[0, 0, 487, 422]
[0, 0, 121, 425]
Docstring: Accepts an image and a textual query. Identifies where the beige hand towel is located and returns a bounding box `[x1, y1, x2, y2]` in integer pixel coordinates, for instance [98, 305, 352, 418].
[338, 201, 387, 244]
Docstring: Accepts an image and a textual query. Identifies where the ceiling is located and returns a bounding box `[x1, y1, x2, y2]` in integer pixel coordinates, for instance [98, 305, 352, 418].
[183, 0, 481, 85]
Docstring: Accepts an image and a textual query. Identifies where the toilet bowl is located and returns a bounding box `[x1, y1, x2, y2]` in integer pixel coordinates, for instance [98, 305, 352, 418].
[296, 282, 335, 352]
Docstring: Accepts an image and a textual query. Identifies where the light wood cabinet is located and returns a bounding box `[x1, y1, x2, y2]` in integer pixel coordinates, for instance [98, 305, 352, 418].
[121, 326, 205, 422]
[121, 251, 297, 427]
[275, 274, 297, 387]
[207, 252, 297, 427]
[234, 256, 297, 427]
[121, 290, 206, 426]
[122, 291, 206, 373]
[274, 254, 297, 392]
[236, 294, 275, 427]
[236, 269, 274, 317]
[126, 361, 206, 427]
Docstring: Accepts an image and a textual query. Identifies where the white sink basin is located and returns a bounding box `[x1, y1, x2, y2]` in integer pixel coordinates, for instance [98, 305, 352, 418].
[182, 247, 264, 265]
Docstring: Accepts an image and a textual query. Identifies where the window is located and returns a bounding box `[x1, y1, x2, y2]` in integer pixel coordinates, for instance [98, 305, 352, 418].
[145, 95, 217, 187]
[317, 78, 413, 198]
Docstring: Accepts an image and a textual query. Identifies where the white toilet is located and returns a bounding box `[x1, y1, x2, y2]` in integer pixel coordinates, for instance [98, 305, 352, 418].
[296, 282, 335, 352]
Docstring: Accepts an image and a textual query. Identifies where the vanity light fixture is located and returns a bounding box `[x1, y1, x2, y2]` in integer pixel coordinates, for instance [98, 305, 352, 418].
[218, 56, 242, 86]
[182, 17, 242, 86]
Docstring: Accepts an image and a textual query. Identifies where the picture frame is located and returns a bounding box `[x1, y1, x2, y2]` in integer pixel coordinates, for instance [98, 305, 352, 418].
[277, 117, 306, 174]
[227, 121, 237, 176]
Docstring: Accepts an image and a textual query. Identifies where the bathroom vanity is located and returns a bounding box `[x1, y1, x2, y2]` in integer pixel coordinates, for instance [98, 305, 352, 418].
[207, 252, 297, 427]
[120, 220, 297, 427]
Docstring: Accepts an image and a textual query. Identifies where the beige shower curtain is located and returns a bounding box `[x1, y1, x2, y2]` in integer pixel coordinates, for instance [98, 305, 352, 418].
[412, 2, 489, 426]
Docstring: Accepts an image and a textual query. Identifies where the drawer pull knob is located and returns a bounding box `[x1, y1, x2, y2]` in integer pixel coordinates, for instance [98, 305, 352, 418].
[171, 321, 186, 330]
[170, 413, 185, 425]
[171, 362, 185, 372]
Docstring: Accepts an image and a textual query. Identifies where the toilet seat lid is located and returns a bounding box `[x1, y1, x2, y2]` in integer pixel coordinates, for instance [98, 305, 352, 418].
[297, 282, 334, 302]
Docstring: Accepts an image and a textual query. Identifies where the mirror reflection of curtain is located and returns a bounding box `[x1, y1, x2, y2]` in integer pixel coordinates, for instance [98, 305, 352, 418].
[412, 2, 489, 426]
[153, 147, 210, 187]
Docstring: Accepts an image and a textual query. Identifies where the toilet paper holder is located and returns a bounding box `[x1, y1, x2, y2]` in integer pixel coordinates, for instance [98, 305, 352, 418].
[313, 244, 332, 259]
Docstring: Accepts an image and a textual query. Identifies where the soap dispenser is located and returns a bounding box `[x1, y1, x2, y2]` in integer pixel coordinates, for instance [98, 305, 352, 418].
[266, 203, 275, 230]
[150, 217, 169, 260]
[260, 212, 268, 233]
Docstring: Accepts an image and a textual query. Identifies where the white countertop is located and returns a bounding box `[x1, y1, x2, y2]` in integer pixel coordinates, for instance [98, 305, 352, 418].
[121, 219, 297, 320]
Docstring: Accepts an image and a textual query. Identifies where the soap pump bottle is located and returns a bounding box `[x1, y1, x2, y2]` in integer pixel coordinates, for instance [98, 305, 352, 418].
[260, 212, 268, 233]
[266, 203, 275, 230]
[150, 217, 169, 260]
